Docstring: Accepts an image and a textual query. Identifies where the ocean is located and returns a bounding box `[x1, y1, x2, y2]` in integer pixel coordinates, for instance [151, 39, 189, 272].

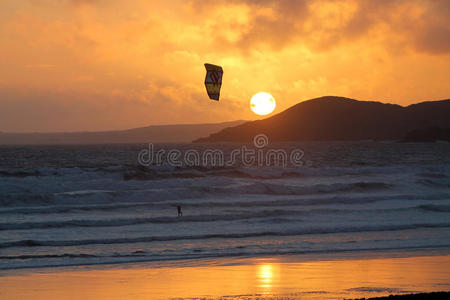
[1, 141, 450, 271]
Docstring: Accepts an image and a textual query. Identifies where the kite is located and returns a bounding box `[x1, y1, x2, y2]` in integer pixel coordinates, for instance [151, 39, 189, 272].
[204, 63, 223, 101]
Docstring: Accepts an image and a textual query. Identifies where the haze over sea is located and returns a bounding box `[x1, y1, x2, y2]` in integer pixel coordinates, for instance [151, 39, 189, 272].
[1, 141, 450, 271]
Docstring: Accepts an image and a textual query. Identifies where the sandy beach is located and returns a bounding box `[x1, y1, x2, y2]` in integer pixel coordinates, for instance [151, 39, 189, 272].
[1, 253, 449, 300]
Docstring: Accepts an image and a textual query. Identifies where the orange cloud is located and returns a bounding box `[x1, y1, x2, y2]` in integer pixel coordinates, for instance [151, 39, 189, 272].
[0, 0, 448, 131]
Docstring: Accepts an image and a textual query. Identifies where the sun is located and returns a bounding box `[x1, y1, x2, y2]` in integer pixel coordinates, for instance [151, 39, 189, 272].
[250, 92, 276, 115]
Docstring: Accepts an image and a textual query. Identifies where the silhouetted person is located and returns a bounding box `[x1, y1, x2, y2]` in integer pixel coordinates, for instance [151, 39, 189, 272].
[177, 205, 182, 216]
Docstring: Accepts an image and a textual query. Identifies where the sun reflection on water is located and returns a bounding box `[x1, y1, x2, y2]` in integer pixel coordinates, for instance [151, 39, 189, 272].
[258, 264, 274, 290]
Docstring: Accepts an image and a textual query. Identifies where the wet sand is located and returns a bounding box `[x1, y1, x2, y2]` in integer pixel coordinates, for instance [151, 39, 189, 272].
[0, 254, 449, 299]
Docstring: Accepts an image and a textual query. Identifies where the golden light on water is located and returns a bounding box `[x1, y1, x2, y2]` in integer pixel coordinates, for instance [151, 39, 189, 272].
[250, 92, 276, 116]
[1, 256, 449, 299]
[258, 264, 274, 289]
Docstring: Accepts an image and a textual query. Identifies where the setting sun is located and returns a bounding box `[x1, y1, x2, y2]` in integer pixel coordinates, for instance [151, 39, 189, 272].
[250, 92, 276, 115]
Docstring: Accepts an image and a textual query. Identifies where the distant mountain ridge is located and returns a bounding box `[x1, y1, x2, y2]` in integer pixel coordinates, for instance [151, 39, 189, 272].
[0, 120, 245, 145]
[194, 96, 450, 143]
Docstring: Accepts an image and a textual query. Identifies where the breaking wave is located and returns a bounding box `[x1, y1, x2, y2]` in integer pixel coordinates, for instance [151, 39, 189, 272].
[2, 222, 449, 249]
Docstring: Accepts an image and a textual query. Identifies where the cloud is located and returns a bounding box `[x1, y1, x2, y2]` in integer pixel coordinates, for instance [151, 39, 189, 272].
[189, 0, 450, 55]
[0, 81, 244, 132]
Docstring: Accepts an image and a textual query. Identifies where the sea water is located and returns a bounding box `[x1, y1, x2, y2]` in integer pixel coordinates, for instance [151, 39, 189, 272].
[0, 141, 449, 270]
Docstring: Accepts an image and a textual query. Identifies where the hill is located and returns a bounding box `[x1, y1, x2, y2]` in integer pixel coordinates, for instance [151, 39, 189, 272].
[194, 96, 450, 143]
[0, 120, 245, 145]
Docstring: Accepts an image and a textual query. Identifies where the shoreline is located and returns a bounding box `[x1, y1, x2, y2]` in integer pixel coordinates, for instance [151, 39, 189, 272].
[2, 244, 449, 275]
[1, 251, 449, 299]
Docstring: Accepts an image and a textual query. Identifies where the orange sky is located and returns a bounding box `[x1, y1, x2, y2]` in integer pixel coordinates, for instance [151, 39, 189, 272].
[0, 0, 449, 132]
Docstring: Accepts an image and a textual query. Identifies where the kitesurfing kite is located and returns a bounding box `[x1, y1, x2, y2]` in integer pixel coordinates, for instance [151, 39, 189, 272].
[204, 63, 223, 101]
